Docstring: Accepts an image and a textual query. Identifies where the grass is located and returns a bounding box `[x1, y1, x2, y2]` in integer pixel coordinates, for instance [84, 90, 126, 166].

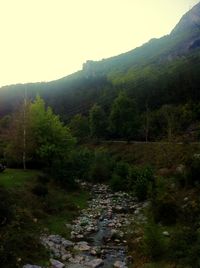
[0, 168, 40, 188]
[0, 168, 90, 267]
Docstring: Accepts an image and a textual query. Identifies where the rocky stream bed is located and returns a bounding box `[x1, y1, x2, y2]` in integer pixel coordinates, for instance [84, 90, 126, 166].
[24, 183, 148, 268]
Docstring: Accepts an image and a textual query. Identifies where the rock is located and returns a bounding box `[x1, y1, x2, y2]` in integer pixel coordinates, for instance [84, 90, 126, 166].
[91, 249, 97, 255]
[50, 259, 65, 268]
[163, 231, 170, 237]
[74, 241, 91, 251]
[86, 258, 104, 267]
[62, 239, 74, 248]
[66, 223, 72, 229]
[113, 260, 127, 268]
[61, 253, 72, 261]
[176, 164, 186, 174]
[49, 235, 62, 244]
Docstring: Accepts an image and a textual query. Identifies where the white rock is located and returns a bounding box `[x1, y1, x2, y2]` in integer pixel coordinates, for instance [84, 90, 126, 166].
[113, 260, 127, 268]
[163, 231, 170, 237]
[86, 258, 104, 267]
[50, 258, 65, 268]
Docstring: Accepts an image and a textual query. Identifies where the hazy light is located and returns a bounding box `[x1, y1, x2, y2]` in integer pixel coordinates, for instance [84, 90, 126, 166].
[0, 0, 199, 87]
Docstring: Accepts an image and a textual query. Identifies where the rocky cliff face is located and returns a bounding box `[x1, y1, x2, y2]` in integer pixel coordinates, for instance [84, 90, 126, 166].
[171, 2, 200, 35]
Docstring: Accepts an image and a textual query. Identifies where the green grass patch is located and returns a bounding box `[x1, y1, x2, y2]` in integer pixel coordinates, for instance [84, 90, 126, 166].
[0, 168, 40, 188]
[0, 168, 90, 267]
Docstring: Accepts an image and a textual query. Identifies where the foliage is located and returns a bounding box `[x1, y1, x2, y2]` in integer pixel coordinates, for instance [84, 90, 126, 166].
[186, 154, 200, 186]
[168, 226, 200, 267]
[89, 104, 108, 139]
[150, 177, 178, 225]
[133, 166, 154, 201]
[0, 186, 13, 226]
[6, 96, 76, 169]
[109, 91, 138, 140]
[89, 148, 114, 182]
[110, 161, 130, 191]
[142, 219, 166, 261]
[0, 168, 89, 267]
[69, 114, 90, 142]
[31, 183, 48, 197]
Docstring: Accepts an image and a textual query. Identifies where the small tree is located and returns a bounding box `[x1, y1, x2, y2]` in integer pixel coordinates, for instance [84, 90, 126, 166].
[69, 114, 90, 142]
[109, 91, 138, 140]
[89, 104, 107, 139]
[6, 96, 76, 168]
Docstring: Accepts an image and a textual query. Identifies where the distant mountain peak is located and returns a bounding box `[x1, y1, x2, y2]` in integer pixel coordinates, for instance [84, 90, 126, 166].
[171, 2, 200, 34]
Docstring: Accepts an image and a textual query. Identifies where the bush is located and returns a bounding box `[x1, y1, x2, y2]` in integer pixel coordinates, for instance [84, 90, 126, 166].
[142, 219, 166, 261]
[0, 186, 13, 226]
[37, 173, 50, 184]
[0, 208, 48, 267]
[89, 148, 114, 182]
[32, 184, 48, 197]
[134, 166, 154, 201]
[71, 148, 94, 181]
[153, 200, 178, 225]
[168, 226, 200, 266]
[150, 177, 178, 225]
[50, 157, 78, 190]
[110, 174, 125, 191]
[110, 161, 130, 191]
[186, 154, 200, 186]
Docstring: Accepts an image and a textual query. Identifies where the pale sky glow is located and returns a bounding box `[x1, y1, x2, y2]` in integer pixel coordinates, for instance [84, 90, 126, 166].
[0, 0, 199, 87]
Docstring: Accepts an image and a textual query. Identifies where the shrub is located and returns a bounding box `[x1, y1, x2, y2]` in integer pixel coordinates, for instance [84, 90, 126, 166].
[142, 219, 166, 261]
[89, 148, 114, 182]
[0, 186, 13, 226]
[50, 157, 78, 190]
[37, 173, 50, 184]
[152, 200, 178, 225]
[134, 166, 154, 201]
[168, 226, 200, 266]
[110, 161, 130, 191]
[150, 177, 178, 225]
[72, 148, 94, 181]
[186, 154, 200, 186]
[32, 184, 48, 197]
[110, 174, 126, 192]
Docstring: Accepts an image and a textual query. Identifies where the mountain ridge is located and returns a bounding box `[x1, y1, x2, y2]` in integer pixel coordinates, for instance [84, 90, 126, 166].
[0, 2, 200, 119]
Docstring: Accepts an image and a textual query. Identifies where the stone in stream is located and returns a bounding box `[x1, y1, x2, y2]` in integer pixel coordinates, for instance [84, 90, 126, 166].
[61, 253, 72, 261]
[49, 235, 62, 244]
[86, 258, 104, 267]
[74, 241, 91, 251]
[50, 258, 65, 268]
[62, 239, 74, 248]
[113, 260, 127, 268]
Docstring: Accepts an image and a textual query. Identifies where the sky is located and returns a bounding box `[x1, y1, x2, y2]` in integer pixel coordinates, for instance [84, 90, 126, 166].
[0, 0, 199, 87]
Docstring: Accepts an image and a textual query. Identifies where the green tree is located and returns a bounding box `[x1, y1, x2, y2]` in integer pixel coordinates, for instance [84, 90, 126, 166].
[89, 104, 107, 139]
[6, 96, 76, 168]
[109, 91, 138, 140]
[69, 114, 90, 142]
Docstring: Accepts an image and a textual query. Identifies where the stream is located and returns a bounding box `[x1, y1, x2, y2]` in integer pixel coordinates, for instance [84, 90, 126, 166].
[25, 183, 147, 268]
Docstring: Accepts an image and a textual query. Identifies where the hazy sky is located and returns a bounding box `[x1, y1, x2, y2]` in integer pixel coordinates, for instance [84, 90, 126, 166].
[0, 0, 199, 87]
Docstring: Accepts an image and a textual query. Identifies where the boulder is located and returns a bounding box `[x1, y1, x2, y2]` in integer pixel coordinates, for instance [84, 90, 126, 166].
[86, 258, 104, 267]
[50, 258, 65, 268]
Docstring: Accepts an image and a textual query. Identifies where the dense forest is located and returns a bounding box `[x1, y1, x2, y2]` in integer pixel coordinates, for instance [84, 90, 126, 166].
[1, 2, 200, 268]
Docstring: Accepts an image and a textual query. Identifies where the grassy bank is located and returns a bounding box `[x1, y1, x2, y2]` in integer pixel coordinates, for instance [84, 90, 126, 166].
[0, 169, 89, 267]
